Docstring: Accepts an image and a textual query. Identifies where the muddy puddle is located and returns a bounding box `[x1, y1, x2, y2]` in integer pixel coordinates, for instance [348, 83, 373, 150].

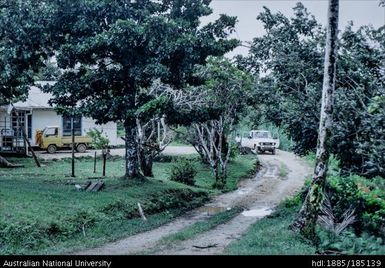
[198, 206, 231, 215]
[241, 207, 273, 217]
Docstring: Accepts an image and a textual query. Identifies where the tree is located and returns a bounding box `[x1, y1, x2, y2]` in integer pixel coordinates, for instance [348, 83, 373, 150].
[189, 57, 254, 188]
[45, 0, 239, 179]
[136, 79, 211, 177]
[0, 0, 54, 167]
[137, 116, 171, 177]
[291, 0, 340, 237]
[135, 82, 173, 177]
[136, 81, 188, 177]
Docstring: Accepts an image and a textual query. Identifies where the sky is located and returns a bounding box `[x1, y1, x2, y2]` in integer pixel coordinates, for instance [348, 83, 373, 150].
[202, 0, 385, 57]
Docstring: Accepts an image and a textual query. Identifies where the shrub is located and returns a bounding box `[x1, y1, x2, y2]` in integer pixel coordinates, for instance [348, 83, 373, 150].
[326, 175, 385, 238]
[317, 228, 385, 255]
[229, 143, 240, 159]
[169, 158, 197, 186]
[153, 154, 176, 163]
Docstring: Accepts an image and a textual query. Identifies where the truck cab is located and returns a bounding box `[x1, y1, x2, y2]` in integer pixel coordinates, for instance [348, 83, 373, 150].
[36, 126, 91, 154]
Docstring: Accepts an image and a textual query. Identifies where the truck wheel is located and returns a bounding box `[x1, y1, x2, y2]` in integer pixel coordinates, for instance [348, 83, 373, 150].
[47, 144, 57, 154]
[76, 143, 87, 153]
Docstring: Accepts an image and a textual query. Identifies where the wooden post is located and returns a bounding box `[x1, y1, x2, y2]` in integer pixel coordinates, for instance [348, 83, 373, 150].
[71, 115, 75, 177]
[102, 150, 106, 177]
[137, 203, 147, 221]
[94, 151, 97, 173]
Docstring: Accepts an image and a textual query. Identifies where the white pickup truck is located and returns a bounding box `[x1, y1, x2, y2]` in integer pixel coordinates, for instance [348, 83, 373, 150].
[240, 130, 280, 155]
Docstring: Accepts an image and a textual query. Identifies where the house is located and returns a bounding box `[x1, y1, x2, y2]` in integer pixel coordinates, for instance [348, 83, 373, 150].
[0, 82, 118, 154]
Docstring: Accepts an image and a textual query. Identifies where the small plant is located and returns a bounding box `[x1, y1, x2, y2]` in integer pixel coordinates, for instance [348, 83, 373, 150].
[88, 128, 110, 150]
[169, 158, 197, 186]
[87, 128, 110, 176]
[318, 192, 356, 236]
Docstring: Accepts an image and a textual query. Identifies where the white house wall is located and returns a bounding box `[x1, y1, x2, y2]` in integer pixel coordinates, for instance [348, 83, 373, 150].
[30, 109, 118, 146]
[31, 110, 61, 146]
[82, 118, 118, 146]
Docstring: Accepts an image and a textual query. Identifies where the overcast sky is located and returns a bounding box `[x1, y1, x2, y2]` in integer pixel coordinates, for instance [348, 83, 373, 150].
[202, 0, 385, 57]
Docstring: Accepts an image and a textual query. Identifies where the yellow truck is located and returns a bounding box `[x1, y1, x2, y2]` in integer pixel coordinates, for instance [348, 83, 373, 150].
[36, 126, 92, 154]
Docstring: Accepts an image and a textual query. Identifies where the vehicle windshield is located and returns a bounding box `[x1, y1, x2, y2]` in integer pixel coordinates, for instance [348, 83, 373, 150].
[44, 127, 58, 136]
[253, 131, 271, 139]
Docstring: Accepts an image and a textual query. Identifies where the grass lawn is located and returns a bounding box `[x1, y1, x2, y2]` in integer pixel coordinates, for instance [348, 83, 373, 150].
[0, 154, 256, 254]
[158, 207, 242, 245]
[224, 199, 317, 255]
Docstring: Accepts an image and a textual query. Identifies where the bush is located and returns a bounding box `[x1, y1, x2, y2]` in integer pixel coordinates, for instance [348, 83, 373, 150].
[169, 158, 197, 186]
[326, 175, 385, 238]
[153, 154, 177, 163]
[229, 143, 240, 159]
[172, 126, 189, 145]
[317, 228, 385, 255]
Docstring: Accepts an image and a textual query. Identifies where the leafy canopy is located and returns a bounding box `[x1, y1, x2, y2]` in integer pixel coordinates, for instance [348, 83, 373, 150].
[0, 0, 54, 104]
[45, 0, 239, 125]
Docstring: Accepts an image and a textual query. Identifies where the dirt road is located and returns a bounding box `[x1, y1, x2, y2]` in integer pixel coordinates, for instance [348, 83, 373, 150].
[76, 150, 311, 255]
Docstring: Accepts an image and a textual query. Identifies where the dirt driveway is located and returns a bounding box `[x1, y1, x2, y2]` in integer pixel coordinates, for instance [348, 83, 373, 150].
[75, 150, 311, 255]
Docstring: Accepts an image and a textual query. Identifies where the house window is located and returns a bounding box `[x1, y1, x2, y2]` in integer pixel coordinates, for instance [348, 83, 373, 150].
[62, 115, 82, 136]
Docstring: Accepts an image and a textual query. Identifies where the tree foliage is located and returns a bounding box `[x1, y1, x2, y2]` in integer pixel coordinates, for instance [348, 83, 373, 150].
[0, 0, 54, 104]
[243, 3, 385, 178]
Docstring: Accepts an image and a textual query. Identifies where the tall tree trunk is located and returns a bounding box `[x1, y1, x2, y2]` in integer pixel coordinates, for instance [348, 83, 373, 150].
[291, 0, 339, 238]
[124, 119, 141, 179]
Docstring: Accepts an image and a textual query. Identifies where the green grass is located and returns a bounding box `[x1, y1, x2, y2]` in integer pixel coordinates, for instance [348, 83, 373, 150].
[35, 210, 184, 255]
[161, 207, 242, 244]
[192, 155, 257, 192]
[0, 154, 257, 254]
[224, 201, 317, 255]
[154, 154, 257, 192]
[169, 141, 190, 146]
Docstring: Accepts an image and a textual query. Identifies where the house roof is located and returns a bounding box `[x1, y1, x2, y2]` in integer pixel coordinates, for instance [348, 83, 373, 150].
[6, 81, 56, 110]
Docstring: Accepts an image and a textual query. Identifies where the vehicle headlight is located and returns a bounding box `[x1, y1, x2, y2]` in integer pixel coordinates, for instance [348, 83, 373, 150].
[273, 143, 276, 146]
